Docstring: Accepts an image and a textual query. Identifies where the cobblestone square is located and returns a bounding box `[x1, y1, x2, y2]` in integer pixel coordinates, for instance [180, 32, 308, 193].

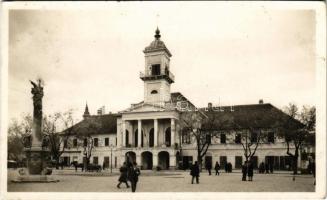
[8, 170, 315, 192]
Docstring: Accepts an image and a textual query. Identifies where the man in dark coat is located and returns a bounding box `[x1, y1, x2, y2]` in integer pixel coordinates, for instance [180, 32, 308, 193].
[247, 161, 254, 181]
[205, 161, 212, 176]
[190, 161, 200, 184]
[117, 162, 130, 188]
[214, 161, 220, 176]
[242, 161, 247, 181]
[128, 162, 141, 192]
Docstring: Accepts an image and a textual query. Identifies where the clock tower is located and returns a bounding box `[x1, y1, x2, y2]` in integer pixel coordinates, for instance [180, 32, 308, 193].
[140, 28, 174, 104]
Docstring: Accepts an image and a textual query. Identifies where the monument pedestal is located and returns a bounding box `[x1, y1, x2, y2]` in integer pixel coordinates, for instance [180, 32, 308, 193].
[11, 175, 59, 183]
[12, 146, 60, 183]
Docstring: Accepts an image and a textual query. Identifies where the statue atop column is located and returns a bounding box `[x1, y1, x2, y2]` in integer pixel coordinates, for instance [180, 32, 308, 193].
[30, 79, 44, 142]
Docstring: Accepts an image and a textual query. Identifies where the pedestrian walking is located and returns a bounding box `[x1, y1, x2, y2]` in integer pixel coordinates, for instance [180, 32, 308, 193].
[247, 161, 254, 181]
[205, 160, 212, 176]
[241, 161, 247, 181]
[214, 161, 220, 176]
[117, 162, 130, 189]
[128, 162, 141, 192]
[190, 161, 200, 184]
[265, 163, 269, 174]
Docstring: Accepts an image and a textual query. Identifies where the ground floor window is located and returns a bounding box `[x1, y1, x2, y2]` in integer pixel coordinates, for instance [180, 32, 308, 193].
[220, 156, 227, 169]
[182, 156, 193, 170]
[104, 156, 109, 168]
[235, 156, 242, 169]
[93, 157, 98, 165]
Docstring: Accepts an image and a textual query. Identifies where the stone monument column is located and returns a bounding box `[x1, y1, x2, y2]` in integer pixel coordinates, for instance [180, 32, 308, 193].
[13, 80, 58, 182]
[26, 80, 47, 175]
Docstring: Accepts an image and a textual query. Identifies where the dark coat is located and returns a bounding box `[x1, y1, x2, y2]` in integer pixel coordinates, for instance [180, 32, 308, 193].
[190, 164, 200, 176]
[128, 166, 141, 182]
[242, 164, 247, 174]
[214, 163, 220, 170]
[205, 162, 212, 170]
[247, 163, 254, 177]
[118, 166, 128, 182]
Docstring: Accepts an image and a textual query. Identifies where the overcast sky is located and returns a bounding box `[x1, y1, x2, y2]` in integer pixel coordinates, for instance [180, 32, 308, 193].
[8, 2, 316, 122]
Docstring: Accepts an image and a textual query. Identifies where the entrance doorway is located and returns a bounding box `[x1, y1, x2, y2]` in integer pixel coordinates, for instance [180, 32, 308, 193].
[141, 151, 153, 170]
[158, 151, 170, 170]
[125, 151, 136, 164]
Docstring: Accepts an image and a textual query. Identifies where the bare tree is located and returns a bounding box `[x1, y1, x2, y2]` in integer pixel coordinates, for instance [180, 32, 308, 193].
[180, 109, 232, 169]
[7, 114, 33, 162]
[277, 103, 313, 175]
[65, 117, 101, 171]
[43, 110, 76, 169]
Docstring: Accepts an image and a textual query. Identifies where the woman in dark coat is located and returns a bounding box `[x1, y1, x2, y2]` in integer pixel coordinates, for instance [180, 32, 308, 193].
[190, 161, 200, 184]
[117, 162, 130, 188]
[247, 161, 254, 181]
[214, 162, 220, 176]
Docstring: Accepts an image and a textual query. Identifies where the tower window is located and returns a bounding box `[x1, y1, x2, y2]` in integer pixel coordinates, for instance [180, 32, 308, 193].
[151, 64, 161, 75]
[151, 90, 158, 94]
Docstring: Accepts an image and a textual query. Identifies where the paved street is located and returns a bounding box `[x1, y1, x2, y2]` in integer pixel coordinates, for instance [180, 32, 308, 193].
[8, 169, 315, 192]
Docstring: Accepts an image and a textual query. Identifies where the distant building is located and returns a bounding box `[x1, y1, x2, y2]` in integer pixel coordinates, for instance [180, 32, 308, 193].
[60, 28, 303, 171]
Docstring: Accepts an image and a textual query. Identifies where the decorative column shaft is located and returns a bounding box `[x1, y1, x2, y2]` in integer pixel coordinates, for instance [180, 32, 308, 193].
[138, 120, 142, 148]
[122, 120, 126, 147]
[154, 119, 158, 147]
[171, 118, 175, 147]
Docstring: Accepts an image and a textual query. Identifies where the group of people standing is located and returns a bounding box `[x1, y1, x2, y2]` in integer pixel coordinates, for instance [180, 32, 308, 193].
[205, 161, 221, 176]
[242, 161, 254, 181]
[117, 161, 141, 192]
[258, 162, 274, 174]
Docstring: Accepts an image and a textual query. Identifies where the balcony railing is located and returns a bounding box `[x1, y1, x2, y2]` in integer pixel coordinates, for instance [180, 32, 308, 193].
[140, 70, 175, 83]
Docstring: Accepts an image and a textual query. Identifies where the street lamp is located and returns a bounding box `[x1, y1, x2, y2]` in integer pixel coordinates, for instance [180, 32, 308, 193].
[110, 144, 114, 174]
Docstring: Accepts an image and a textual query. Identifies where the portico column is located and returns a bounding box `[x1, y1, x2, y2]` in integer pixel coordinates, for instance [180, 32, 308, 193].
[171, 118, 175, 147]
[154, 119, 158, 147]
[122, 120, 126, 147]
[136, 154, 141, 166]
[138, 120, 142, 148]
[153, 153, 158, 170]
[169, 155, 176, 170]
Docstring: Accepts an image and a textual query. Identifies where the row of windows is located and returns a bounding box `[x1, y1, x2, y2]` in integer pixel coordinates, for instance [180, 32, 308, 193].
[64, 137, 116, 148]
[182, 132, 275, 144]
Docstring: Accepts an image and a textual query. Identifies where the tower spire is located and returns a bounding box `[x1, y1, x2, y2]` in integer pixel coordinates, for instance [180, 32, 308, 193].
[154, 27, 161, 40]
[83, 102, 90, 119]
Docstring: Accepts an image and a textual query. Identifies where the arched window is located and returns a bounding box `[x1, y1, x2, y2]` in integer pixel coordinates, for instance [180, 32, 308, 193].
[125, 130, 129, 147]
[165, 127, 171, 147]
[151, 90, 158, 94]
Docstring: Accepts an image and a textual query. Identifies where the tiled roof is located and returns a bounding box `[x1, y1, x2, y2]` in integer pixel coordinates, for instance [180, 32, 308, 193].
[198, 103, 303, 130]
[64, 114, 120, 136]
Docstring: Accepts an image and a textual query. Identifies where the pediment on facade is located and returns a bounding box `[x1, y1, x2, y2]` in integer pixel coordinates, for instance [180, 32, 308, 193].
[124, 103, 166, 113]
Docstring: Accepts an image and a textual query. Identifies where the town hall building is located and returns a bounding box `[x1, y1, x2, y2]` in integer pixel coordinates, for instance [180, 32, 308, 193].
[60, 28, 302, 171]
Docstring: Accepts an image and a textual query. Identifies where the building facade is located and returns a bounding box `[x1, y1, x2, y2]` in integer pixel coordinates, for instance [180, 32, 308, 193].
[61, 28, 302, 171]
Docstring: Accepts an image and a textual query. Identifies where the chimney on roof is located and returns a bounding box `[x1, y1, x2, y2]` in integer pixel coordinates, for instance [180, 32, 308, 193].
[259, 99, 264, 104]
[208, 102, 212, 110]
[97, 106, 105, 115]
